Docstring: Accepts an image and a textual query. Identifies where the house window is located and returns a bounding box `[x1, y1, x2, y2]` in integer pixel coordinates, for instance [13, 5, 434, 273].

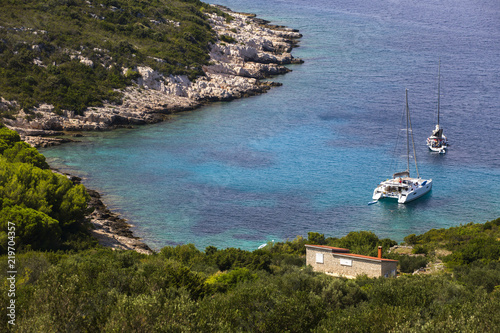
[340, 259, 352, 266]
[316, 253, 324, 264]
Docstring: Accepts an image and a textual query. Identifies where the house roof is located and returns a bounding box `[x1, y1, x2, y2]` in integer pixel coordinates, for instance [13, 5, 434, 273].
[305, 244, 350, 252]
[305, 244, 398, 263]
[334, 252, 398, 263]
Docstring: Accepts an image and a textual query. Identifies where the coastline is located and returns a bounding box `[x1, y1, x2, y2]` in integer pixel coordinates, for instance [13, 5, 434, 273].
[61, 172, 154, 254]
[17, 6, 302, 253]
[86, 188, 154, 255]
[2, 5, 303, 148]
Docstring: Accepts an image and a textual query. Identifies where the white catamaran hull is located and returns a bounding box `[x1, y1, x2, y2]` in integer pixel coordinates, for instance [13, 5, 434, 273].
[398, 179, 432, 203]
[373, 178, 433, 204]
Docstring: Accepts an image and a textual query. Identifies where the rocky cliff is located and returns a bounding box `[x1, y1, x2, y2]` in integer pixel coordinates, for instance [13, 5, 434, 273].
[2, 6, 302, 147]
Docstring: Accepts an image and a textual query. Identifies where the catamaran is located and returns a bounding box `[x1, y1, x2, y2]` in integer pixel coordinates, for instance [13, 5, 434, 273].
[372, 89, 433, 204]
[426, 60, 448, 153]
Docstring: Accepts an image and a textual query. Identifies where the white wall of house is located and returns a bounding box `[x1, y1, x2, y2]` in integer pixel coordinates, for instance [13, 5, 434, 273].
[306, 245, 398, 278]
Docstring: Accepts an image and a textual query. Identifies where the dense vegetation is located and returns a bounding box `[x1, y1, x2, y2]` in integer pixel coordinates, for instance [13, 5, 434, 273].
[0, 127, 499, 331]
[0, 219, 499, 332]
[0, 125, 96, 253]
[0, 0, 226, 115]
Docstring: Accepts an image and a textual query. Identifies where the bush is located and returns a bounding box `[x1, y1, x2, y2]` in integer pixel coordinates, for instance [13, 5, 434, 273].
[443, 237, 500, 266]
[271, 236, 307, 255]
[159, 243, 204, 266]
[3, 141, 49, 169]
[211, 247, 272, 272]
[2, 218, 500, 331]
[453, 261, 500, 292]
[404, 233, 418, 245]
[0, 127, 91, 253]
[205, 267, 257, 292]
[0, 125, 48, 168]
[219, 34, 236, 44]
[307, 232, 326, 245]
[0, 206, 62, 252]
[388, 254, 429, 273]
[412, 244, 429, 255]
[0, 126, 21, 152]
[195, 267, 327, 332]
[328, 231, 397, 256]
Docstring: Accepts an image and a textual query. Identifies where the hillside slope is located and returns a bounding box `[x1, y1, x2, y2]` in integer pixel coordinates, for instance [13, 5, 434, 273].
[0, 1, 302, 146]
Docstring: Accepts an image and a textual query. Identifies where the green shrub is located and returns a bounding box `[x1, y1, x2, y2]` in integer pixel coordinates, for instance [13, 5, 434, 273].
[3, 141, 49, 169]
[404, 233, 418, 245]
[0, 128, 91, 253]
[327, 231, 397, 257]
[387, 253, 429, 273]
[271, 235, 307, 255]
[219, 34, 236, 43]
[205, 267, 257, 292]
[211, 247, 272, 272]
[125, 68, 141, 80]
[0, 205, 62, 252]
[443, 237, 500, 266]
[412, 244, 429, 255]
[0, 126, 21, 152]
[2, 218, 500, 331]
[159, 243, 205, 266]
[308, 231, 326, 245]
[453, 261, 500, 292]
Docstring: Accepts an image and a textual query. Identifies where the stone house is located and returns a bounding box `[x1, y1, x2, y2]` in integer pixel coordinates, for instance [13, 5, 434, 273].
[305, 244, 398, 278]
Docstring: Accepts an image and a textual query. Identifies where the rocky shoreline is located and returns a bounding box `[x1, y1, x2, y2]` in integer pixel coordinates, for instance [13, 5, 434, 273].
[86, 188, 154, 255]
[3, 6, 302, 254]
[1, 5, 303, 148]
[60, 172, 153, 254]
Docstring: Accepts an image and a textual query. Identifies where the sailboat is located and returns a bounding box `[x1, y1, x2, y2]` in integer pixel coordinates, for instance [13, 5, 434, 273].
[372, 89, 433, 204]
[426, 60, 448, 153]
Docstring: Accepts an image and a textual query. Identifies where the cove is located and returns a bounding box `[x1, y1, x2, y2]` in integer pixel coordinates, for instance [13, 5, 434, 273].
[42, 0, 500, 251]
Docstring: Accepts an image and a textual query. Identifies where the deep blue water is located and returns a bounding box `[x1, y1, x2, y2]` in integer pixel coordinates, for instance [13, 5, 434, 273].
[41, 0, 500, 251]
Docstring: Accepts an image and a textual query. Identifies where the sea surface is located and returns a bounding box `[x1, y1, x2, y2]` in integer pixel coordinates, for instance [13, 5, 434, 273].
[41, 0, 500, 251]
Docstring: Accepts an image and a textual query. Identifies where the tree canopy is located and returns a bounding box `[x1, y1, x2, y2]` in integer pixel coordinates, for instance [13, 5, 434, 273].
[0, 125, 92, 253]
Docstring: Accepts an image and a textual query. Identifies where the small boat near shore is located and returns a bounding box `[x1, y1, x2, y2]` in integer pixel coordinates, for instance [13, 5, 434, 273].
[426, 60, 448, 154]
[373, 89, 432, 204]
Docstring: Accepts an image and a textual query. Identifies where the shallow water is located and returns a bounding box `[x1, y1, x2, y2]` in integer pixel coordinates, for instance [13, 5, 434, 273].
[42, 0, 500, 250]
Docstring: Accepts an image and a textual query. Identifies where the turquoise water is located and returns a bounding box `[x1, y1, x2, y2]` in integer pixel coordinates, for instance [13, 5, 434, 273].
[41, 0, 500, 251]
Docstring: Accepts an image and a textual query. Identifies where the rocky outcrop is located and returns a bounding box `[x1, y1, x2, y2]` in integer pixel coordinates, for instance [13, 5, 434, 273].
[50, 170, 154, 254]
[1, 6, 302, 147]
[86, 188, 154, 255]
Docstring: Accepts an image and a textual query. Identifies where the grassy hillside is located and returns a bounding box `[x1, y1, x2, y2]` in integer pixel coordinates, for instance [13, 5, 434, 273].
[0, 0, 226, 115]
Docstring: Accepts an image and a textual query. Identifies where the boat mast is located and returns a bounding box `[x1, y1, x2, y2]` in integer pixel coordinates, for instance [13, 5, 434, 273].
[406, 89, 420, 178]
[405, 89, 410, 175]
[437, 59, 441, 126]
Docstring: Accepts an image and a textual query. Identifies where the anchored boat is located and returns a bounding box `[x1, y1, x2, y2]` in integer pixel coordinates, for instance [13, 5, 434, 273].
[373, 89, 433, 204]
[426, 60, 448, 154]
